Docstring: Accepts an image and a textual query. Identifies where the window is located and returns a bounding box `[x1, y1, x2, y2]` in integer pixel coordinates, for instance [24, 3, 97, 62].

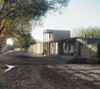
[65, 43, 67, 50]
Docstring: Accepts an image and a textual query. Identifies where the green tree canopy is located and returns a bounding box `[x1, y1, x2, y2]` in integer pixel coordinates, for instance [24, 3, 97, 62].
[0, 0, 69, 36]
[0, 0, 69, 48]
[13, 29, 34, 48]
[74, 27, 100, 38]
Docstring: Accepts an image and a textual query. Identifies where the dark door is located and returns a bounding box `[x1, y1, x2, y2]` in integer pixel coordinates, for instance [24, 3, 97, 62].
[78, 43, 82, 56]
[58, 42, 63, 54]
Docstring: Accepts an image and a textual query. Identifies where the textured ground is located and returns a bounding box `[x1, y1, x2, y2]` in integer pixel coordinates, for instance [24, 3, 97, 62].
[0, 52, 100, 89]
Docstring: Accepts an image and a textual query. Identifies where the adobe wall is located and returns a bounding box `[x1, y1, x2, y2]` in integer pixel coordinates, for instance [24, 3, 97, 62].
[81, 43, 98, 57]
[75, 38, 98, 57]
[28, 42, 43, 55]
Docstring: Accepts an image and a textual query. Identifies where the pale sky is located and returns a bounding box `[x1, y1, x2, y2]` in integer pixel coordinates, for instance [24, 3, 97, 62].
[32, 0, 100, 41]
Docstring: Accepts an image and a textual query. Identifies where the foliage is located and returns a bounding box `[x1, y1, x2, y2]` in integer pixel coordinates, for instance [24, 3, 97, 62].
[0, 45, 1, 51]
[0, 37, 6, 50]
[14, 30, 34, 48]
[7, 45, 14, 50]
[73, 27, 100, 38]
[0, 0, 69, 35]
[0, 0, 69, 48]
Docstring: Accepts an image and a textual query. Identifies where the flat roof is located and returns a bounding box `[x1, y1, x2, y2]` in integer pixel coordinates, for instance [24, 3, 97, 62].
[43, 29, 70, 33]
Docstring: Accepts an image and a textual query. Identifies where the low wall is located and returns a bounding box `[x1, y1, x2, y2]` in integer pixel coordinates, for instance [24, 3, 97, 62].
[81, 43, 98, 58]
[28, 42, 43, 55]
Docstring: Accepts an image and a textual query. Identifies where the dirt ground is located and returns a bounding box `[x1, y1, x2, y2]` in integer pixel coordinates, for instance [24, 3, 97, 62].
[0, 52, 100, 89]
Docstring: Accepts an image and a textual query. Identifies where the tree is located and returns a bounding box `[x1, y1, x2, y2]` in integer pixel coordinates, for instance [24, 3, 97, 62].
[73, 27, 100, 38]
[14, 30, 34, 48]
[0, 0, 69, 49]
[0, 0, 70, 36]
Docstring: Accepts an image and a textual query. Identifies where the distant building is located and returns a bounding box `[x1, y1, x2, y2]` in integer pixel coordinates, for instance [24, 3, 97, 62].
[62, 37, 100, 58]
[28, 28, 100, 58]
[43, 29, 70, 55]
[43, 29, 70, 42]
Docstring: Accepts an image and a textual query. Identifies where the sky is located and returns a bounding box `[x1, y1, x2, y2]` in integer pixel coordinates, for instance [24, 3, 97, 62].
[6, 38, 13, 45]
[32, 0, 100, 41]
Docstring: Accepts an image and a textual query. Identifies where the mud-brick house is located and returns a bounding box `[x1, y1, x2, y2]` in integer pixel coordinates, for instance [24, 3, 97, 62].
[63, 37, 100, 58]
[43, 29, 70, 55]
[63, 38, 75, 55]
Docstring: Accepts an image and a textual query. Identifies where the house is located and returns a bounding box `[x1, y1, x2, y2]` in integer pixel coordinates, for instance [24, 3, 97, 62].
[63, 37, 100, 58]
[63, 38, 75, 55]
[28, 28, 100, 58]
[28, 29, 70, 56]
[43, 29, 70, 55]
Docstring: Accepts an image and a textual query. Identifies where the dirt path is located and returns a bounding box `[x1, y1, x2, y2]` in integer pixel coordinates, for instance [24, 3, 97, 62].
[0, 53, 100, 89]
